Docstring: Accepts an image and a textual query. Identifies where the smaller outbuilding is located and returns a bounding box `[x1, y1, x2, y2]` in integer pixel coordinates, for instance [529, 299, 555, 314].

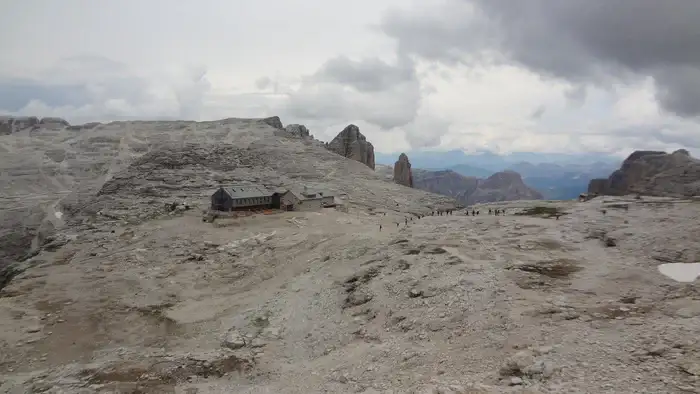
[271, 190, 299, 211]
[300, 188, 336, 208]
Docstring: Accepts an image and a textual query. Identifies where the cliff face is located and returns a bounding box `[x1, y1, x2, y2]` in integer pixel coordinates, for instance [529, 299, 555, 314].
[326, 124, 376, 170]
[1, 116, 70, 135]
[588, 149, 700, 197]
[393, 153, 413, 187]
[412, 169, 542, 205]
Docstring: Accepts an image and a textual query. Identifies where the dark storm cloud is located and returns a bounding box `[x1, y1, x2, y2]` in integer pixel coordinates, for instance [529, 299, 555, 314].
[381, 0, 700, 117]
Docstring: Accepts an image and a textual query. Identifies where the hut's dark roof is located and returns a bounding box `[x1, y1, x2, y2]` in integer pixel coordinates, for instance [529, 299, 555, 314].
[221, 185, 272, 199]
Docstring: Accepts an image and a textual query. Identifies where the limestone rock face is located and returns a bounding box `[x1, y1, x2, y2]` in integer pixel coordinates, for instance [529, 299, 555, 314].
[0, 116, 40, 135]
[39, 117, 70, 127]
[0, 116, 71, 135]
[262, 116, 284, 130]
[393, 153, 413, 187]
[326, 124, 375, 170]
[284, 124, 311, 139]
[587, 149, 700, 197]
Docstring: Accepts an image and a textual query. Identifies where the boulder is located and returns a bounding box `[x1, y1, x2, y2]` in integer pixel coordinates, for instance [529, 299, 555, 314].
[326, 124, 375, 170]
[393, 153, 413, 187]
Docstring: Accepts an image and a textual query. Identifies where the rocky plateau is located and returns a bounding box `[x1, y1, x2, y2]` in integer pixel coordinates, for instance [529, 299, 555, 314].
[0, 116, 699, 393]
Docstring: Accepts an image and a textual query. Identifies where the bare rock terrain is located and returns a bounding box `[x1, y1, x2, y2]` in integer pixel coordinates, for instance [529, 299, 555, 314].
[0, 117, 448, 272]
[589, 149, 700, 197]
[393, 153, 413, 188]
[1, 118, 700, 393]
[326, 124, 376, 170]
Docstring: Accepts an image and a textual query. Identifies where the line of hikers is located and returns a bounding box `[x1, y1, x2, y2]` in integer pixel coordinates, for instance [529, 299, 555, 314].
[379, 206, 507, 231]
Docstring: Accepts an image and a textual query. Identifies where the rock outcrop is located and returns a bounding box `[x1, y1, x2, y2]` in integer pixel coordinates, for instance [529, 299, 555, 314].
[39, 117, 70, 127]
[0, 116, 40, 135]
[393, 153, 413, 187]
[1, 116, 70, 134]
[284, 124, 311, 139]
[587, 149, 700, 197]
[412, 169, 543, 205]
[262, 116, 284, 130]
[326, 124, 375, 170]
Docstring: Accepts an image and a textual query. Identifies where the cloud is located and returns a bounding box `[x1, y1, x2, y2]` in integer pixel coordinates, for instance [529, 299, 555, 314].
[0, 55, 212, 123]
[403, 115, 450, 148]
[255, 76, 272, 90]
[381, 0, 700, 118]
[530, 105, 546, 120]
[564, 86, 587, 107]
[311, 55, 416, 92]
[281, 56, 422, 130]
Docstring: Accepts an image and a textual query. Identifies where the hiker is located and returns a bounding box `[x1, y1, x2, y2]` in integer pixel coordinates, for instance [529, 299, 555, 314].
[396, 222, 399, 227]
[379, 224, 382, 231]
[405, 218, 408, 225]
[489, 208, 492, 214]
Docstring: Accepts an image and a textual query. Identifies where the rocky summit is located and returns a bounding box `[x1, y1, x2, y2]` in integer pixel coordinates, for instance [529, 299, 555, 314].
[393, 153, 413, 187]
[1, 117, 700, 393]
[589, 149, 700, 197]
[326, 124, 376, 170]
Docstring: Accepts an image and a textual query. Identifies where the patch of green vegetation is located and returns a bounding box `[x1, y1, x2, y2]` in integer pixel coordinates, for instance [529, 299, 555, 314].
[514, 206, 565, 218]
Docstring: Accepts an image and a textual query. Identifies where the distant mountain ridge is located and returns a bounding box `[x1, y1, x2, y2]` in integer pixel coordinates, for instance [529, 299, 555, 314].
[374, 149, 620, 170]
[411, 168, 543, 205]
[376, 149, 619, 200]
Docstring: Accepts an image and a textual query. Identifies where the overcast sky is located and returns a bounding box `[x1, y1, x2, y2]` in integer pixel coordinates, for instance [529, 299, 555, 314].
[2, 0, 700, 156]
